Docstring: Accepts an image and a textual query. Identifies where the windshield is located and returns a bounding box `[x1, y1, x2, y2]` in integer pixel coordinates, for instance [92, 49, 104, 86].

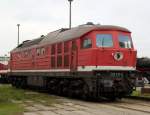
[96, 34, 113, 47]
[119, 35, 132, 48]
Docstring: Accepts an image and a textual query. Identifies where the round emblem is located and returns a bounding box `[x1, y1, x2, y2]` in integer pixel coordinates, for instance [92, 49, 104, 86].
[114, 52, 124, 61]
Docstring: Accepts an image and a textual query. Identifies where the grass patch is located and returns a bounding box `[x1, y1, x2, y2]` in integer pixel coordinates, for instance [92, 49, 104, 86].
[0, 85, 25, 102]
[0, 85, 24, 115]
[0, 103, 23, 115]
[131, 90, 141, 96]
[0, 85, 60, 114]
[131, 90, 150, 98]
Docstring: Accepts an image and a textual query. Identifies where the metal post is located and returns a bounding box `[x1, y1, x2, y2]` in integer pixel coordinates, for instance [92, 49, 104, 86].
[68, 0, 73, 29]
[17, 24, 20, 46]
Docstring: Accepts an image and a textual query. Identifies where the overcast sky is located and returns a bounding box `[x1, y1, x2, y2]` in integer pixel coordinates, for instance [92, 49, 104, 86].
[0, 0, 149, 57]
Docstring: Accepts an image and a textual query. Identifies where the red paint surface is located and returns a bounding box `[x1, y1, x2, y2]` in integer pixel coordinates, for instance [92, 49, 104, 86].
[10, 29, 136, 71]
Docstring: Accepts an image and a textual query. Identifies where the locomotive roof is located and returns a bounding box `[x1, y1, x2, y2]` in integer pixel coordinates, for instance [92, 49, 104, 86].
[17, 37, 44, 48]
[40, 24, 130, 45]
[12, 24, 130, 52]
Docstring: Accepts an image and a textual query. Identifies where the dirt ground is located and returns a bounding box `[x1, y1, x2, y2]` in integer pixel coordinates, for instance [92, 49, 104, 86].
[23, 97, 150, 115]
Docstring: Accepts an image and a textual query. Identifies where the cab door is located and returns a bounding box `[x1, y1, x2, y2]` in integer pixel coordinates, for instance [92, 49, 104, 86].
[70, 41, 78, 71]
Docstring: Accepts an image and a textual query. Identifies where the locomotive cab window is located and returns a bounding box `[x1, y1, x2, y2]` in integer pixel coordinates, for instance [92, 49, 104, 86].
[119, 35, 132, 48]
[96, 34, 113, 47]
[81, 38, 92, 49]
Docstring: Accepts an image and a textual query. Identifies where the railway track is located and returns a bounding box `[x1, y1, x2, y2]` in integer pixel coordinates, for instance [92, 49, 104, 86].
[82, 98, 149, 111]
[107, 99, 150, 114]
[55, 98, 150, 114]
[23, 94, 150, 115]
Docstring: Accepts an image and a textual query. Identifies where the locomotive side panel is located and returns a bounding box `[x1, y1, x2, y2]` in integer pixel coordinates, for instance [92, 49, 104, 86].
[11, 48, 36, 70]
[78, 32, 95, 66]
[34, 46, 50, 70]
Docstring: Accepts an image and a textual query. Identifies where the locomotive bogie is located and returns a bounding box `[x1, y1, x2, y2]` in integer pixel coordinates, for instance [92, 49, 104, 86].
[10, 70, 134, 99]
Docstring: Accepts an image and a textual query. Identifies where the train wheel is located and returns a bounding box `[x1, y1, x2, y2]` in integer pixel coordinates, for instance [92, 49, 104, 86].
[47, 79, 58, 94]
[68, 81, 74, 98]
[81, 84, 90, 100]
[109, 96, 117, 101]
[62, 79, 69, 96]
[15, 79, 20, 88]
[11, 78, 16, 87]
[20, 78, 27, 89]
[57, 80, 65, 95]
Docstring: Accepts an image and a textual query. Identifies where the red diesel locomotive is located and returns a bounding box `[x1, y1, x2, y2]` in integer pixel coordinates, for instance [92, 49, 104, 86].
[9, 23, 137, 99]
[0, 59, 9, 83]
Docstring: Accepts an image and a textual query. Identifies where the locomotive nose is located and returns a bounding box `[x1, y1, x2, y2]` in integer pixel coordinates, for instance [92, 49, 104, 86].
[113, 49, 136, 67]
[96, 49, 136, 70]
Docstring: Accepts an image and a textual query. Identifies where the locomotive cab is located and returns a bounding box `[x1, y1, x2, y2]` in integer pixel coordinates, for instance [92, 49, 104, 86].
[79, 29, 136, 72]
[94, 31, 136, 70]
